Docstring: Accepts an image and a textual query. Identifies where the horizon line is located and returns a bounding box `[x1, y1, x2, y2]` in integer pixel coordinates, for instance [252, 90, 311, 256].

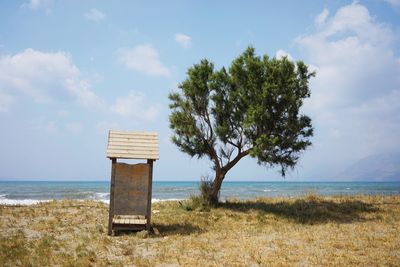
[0, 179, 398, 183]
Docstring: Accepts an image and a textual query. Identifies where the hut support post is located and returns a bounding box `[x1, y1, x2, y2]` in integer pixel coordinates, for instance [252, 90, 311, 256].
[108, 158, 117, 235]
[146, 159, 154, 232]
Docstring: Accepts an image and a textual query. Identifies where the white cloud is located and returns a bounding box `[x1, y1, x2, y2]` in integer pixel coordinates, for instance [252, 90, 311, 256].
[21, 0, 53, 12]
[30, 118, 59, 133]
[96, 121, 121, 134]
[117, 44, 171, 77]
[0, 92, 14, 112]
[64, 78, 103, 108]
[30, 118, 84, 135]
[84, 8, 105, 23]
[65, 122, 83, 134]
[385, 0, 400, 7]
[275, 49, 294, 61]
[57, 110, 69, 117]
[315, 8, 329, 26]
[0, 48, 103, 110]
[110, 91, 160, 121]
[296, 3, 400, 168]
[175, 33, 192, 48]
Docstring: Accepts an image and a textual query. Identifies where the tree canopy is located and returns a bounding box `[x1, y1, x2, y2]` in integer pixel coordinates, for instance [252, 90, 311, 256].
[169, 47, 314, 204]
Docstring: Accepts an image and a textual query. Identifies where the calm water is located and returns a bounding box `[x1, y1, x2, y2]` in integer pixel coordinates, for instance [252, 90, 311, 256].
[1, 181, 399, 205]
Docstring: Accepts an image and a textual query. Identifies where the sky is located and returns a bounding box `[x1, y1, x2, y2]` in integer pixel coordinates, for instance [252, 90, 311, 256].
[0, 0, 399, 181]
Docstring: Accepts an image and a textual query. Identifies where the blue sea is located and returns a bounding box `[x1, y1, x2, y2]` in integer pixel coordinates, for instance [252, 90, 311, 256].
[1, 181, 400, 205]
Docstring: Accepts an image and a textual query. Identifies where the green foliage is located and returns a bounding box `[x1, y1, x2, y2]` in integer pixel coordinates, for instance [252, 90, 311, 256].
[184, 178, 215, 211]
[184, 196, 211, 212]
[169, 47, 314, 201]
[199, 177, 214, 207]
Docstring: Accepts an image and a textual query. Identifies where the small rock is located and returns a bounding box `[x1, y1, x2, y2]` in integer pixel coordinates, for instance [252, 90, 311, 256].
[152, 227, 160, 235]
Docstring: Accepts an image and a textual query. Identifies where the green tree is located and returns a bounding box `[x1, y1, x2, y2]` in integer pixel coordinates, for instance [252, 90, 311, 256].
[169, 47, 314, 205]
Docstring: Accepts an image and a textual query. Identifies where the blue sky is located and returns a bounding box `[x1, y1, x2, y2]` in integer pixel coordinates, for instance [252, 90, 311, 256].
[0, 0, 399, 181]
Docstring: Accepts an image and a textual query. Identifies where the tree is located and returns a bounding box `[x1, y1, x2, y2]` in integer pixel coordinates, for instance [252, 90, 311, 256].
[169, 47, 314, 205]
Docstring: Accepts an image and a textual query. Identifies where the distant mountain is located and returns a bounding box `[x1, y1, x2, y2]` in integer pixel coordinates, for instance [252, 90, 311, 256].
[335, 153, 400, 181]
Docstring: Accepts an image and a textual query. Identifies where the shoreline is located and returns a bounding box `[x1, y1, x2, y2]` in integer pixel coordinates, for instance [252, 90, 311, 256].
[1, 181, 399, 205]
[2, 191, 400, 206]
[0, 198, 186, 206]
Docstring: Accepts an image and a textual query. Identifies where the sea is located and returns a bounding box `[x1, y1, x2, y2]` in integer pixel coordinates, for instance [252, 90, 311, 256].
[1, 181, 400, 205]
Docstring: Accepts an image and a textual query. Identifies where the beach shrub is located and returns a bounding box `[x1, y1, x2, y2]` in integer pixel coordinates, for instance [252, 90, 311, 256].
[169, 47, 314, 205]
[184, 178, 215, 211]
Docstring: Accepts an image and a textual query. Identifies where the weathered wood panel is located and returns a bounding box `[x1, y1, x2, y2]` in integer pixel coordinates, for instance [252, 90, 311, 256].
[108, 158, 117, 235]
[146, 159, 153, 231]
[107, 130, 159, 159]
[113, 163, 149, 216]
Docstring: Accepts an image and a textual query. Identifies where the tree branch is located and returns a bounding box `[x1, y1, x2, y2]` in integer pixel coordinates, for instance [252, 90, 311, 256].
[222, 149, 250, 173]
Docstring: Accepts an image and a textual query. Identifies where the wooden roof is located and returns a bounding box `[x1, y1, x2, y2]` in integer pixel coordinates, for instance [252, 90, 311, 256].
[107, 130, 159, 160]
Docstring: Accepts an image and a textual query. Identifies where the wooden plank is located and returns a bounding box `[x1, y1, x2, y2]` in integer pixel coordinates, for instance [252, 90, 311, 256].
[108, 138, 158, 145]
[107, 152, 159, 157]
[109, 133, 157, 138]
[108, 141, 158, 146]
[107, 154, 158, 160]
[108, 146, 158, 152]
[146, 159, 153, 232]
[133, 219, 147, 224]
[108, 143, 159, 148]
[112, 215, 147, 225]
[107, 151, 160, 159]
[107, 153, 159, 157]
[108, 142, 158, 148]
[109, 133, 157, 139]
[109, 130, 158, 136]
[109, 135, 157, 140]
[108, 135, 158, 141]
[107, 147, 159, 152]
[110, 132, 157, 136]
[107, 149, 159, 155]
[112, 219, 147, 225]
[107, 153, 159, 158]
[114, 215, 146, 220]
[108, 158, 117, 236]
[107, 152, 159, 158]
[107, 150, 158, 155]
[109, 136, 157, 140]
[107, 155, 158, 159]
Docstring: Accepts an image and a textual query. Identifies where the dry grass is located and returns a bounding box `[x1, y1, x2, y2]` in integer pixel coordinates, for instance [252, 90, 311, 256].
[1, 195, 399, 266]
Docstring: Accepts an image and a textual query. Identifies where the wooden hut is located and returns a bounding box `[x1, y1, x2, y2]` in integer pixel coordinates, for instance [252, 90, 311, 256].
[106, 130, 159, 235]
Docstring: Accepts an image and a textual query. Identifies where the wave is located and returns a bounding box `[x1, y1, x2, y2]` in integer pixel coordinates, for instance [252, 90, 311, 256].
[152, 198, 185, 203]
[0, 199, 51, 205]
[94, 192, 110, 198]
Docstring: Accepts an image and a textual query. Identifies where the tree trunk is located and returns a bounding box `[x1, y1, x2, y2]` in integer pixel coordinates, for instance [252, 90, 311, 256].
[207, 170, 226, 205]
[204, 150, 249, 206]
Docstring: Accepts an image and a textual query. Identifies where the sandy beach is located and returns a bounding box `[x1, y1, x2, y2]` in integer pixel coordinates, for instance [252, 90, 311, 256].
[0, 194, 399, 266]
